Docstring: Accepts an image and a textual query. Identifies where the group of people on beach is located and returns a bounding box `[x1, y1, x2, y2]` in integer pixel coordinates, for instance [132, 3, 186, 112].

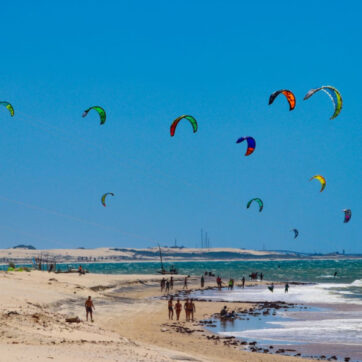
[168, 296, 196, 321]
[215, 276, 242, 289]
[160, 276, 174, 294]
[161, 276, 190, 294]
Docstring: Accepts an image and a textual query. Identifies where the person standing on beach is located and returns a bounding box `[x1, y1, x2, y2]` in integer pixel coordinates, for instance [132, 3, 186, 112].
[241, 276, 245, 288]
[183, 276, 188, 289]
[168, 296, 174, 320]
[165, 280, 170, 294]
[161, 278, 165, 292]
[170, 276, 174, 290]
[285, 283, 289, 293]
[189, 299, 196, 321]
[216, 276, 222, 290]
[201, 275, 204, 288]
[85, 296, 95, 322]
[175, 299, 182, 321]
[260, 272, 263, 281]
[184, 299, 190, 321]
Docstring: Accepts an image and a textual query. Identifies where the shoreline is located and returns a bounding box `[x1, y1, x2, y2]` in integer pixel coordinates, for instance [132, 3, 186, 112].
[0, 270, 315, 361]
[187, 285, 361, 361]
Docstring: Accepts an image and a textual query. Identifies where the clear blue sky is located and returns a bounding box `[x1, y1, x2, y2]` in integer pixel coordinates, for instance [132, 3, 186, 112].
[0, 1, 360, 252]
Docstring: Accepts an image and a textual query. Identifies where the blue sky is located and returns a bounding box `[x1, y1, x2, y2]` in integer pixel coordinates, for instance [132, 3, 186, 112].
[0, 1, 360, 252]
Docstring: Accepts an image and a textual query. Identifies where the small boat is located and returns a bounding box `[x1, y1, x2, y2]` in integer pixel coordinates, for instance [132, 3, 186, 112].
[157, 244, 178, 275]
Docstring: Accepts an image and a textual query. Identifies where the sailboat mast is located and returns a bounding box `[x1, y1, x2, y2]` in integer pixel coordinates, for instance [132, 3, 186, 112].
[158, 244, 164, 271]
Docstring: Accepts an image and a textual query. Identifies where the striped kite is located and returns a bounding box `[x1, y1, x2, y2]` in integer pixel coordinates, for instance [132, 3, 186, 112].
[304, 86, 342, 119]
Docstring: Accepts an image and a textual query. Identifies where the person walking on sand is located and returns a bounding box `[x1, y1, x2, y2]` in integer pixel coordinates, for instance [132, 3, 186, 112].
[285, 283, 289, 293]
[85, 296, 95, 322]
[175, 299, 182, 321]
[170, 276, 174, 290]
[260, 272, 264, 281]
[241, 276, 245, 288]
[184, 299, 190, 321]
[183, 276, 188, 289]
[168, 296, 174, 320]
[201, 275, 205, 288]
[189, 298, 196, 321]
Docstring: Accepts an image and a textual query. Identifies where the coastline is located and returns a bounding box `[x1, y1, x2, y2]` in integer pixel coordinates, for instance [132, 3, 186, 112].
[0, 270, 312, 362]
[1, 247, 361, 266]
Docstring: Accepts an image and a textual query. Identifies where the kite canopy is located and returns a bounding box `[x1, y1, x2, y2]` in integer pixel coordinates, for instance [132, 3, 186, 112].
[291, 228, 299, 239]
[343, 209, 351, 223]
[246, 198, 263, 212]
[236, 136, 256, 156]
[268, 90, 296, 111]
[170, 115, 198, 137]
[310, 175, 326, 192]
[101, 192, 114, 207]
[0, 101, 14, 117]
[82, 106, 106, 125]
[304, 86, 342, 119]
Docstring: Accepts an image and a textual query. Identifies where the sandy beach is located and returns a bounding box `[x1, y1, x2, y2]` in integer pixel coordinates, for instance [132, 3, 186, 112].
[0, 269, 314, 362]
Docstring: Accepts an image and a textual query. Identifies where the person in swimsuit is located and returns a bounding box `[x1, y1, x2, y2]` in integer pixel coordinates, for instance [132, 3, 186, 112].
[160, 278, 165, 292]
[183, 276, 188, 289]
[189, 299, 196, 321]
[175, 299, 182, 321]
[285, 283, 289, 293]
[85, 296, 95, 322]
[170, 276, 174, 290]
[201, 275, 204, 288]
[241, 276, 245, 288]
[168, 296, 174, 320]
[184, 299, 190, 321]
[165, 280, 170, 294]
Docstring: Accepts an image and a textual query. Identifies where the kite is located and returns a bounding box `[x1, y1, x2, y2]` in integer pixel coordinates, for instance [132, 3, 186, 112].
[82, 106, 106, 125]
[310, 175, 326, 192]
[101, 192, 114, 207]
[304, 86, 342, 119]
[291, 229, 299, 239]
[170, 115, 198, 137]
[247, 198, 263, 212]
[343, 209, 351, 223]
[0, 101, 14, 117]
[236, 137, 256, 156]
[268, 90, 296, 111]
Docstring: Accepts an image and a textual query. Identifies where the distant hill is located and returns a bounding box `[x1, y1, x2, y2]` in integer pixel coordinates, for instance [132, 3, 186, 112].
[12, 244, 36, 250]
